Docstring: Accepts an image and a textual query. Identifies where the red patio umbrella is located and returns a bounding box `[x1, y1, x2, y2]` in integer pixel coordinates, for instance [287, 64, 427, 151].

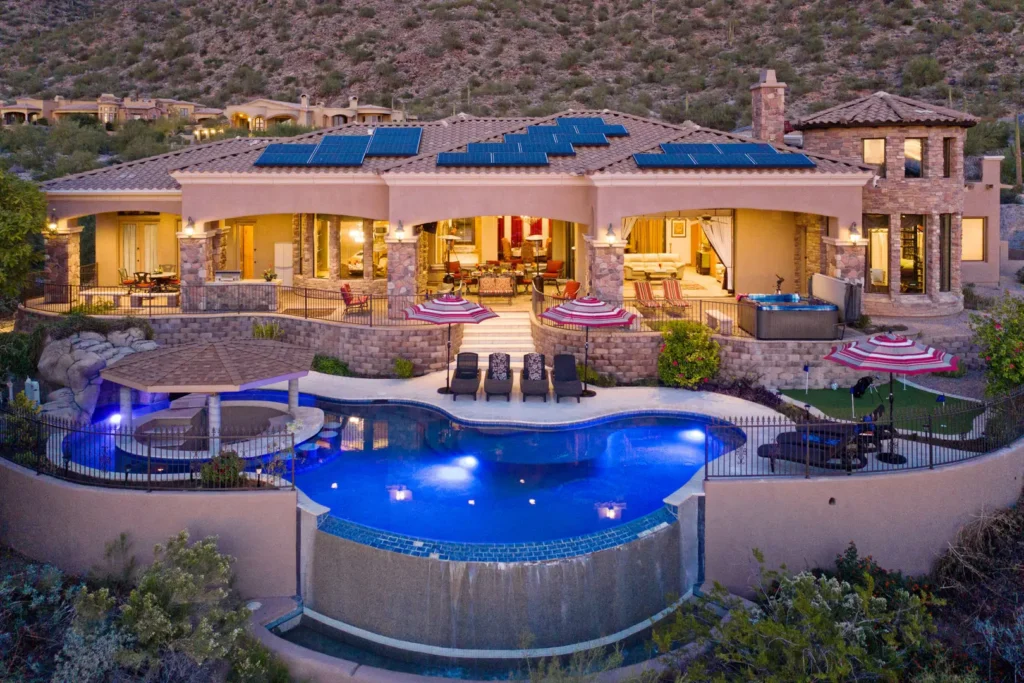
[539, 296, 636, 397]
[824, 333, 958, 463]
[403, 293, 497, 394]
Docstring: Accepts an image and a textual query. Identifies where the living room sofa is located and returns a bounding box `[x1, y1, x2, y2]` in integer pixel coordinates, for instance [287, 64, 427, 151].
[623, 253, 686, 280]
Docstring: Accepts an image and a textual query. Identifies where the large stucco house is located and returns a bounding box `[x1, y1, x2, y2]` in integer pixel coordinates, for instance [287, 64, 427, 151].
[1, 94, 221, 126]
[39, 70, 1000, 320]
[224, 95, 409, 132]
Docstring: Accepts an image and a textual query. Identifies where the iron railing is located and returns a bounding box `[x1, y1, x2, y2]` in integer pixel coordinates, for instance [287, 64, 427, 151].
[531, 286, 750, 337]
[0, 407, 296, 491]
[23, 283, 432, 327]
[705, 390, 1024, 478]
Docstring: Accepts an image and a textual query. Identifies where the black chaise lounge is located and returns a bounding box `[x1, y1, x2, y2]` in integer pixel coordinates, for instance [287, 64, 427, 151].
[520, 353, 549, 402]
[552, 354, 583, 403]
[451, 352, 481, 401]
[756, 406, 890, 472]
[484, 352, 513, 401]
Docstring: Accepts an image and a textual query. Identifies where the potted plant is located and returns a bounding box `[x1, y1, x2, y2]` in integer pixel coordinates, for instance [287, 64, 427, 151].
[262, 269, 277, 282]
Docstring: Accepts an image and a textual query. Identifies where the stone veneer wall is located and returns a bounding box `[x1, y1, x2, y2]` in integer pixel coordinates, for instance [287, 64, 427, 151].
[585, 239, 625, 304]
[386, 239, 419, 296]
[178, 234, 213, 288]
[794, 213, 825, 294]
[17, 308, 460, 378]
[803, 124, 967, 316]
[530, 314, 661, 384]
[43, 229, 81, 304]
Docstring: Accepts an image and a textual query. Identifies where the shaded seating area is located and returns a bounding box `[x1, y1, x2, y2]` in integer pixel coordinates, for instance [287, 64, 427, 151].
[552, 354, 583, 403]
[451, 352, 481, 401]
[520, 353, 549, 402]
[484, 353, 513, 401]
[756, 405, 891, 472]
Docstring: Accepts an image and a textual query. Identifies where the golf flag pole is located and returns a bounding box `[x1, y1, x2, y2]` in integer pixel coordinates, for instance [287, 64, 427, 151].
[803, 364, 809, 395]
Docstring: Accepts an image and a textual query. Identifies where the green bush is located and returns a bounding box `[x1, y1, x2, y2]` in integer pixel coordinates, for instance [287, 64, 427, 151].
[970, 293, 1024, 395]
[251, 320, 282, 340]
[657, 320, 720, 389]
[0, 563, 80, 680]
[903, 56, 944, 89]
[656, 549, 937, 681]
[312, 354, 351, 376]
[2, 391, 44, 454]
[577, 362, 616, 387]
[393, 357, 414, 378]
[199, 450, 245, 488]
[0, 328, 44, 380]
[1016, 266, 1024, 285]
[68, 300, 116, 315]
[46, 313, 154, 341]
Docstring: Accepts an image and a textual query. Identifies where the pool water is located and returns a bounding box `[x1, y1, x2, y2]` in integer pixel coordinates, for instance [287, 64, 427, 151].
[298, 400, 739, 543]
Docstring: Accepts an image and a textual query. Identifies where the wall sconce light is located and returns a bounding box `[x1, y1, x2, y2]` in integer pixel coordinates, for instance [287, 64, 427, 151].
[47, 210, 58, 232]
[394, 221, 406, 242]
[848, 222, 862, 244]
[184, 217, 195, 236]
[605, 223, 616, 244]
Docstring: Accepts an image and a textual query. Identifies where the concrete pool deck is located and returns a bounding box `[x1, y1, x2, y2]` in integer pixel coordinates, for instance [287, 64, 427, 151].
[266, 369, 782, 425]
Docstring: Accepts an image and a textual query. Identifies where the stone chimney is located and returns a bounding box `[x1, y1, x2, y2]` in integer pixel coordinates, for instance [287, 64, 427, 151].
[750, 69, 786, 145]
[349, 96, 359, 109]
[299, 93, 309, 108]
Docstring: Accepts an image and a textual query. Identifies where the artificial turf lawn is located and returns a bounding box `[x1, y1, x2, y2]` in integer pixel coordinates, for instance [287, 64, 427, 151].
[781, 383, 984, 435]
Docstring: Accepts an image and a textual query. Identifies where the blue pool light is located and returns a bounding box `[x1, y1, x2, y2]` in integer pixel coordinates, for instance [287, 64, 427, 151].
[427, 464, 472, 485]
[680, 428, 705, 444]
[455, 455, 479, 469]
[109, 413, 122, 425]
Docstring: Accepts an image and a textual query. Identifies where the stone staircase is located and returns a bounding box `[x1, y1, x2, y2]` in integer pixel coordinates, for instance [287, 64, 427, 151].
[457, 310, 535, 369]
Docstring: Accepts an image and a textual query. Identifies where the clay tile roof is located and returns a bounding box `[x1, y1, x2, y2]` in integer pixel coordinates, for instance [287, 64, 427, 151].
[100, 340, 314, 393]
[793, 92, 978, 130]
[41, 137, 273, 192]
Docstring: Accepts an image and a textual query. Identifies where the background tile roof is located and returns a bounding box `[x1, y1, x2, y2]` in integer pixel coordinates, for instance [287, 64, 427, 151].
[793, 92, 978, 130]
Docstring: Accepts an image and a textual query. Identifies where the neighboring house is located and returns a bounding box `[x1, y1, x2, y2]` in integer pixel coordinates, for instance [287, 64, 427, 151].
[224, 95, 409, 131]
[0, 94, 221, 125]
[39, 70, 1000, 319]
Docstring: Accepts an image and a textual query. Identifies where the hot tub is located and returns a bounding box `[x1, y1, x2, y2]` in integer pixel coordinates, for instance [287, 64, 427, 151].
[739, 294, 840, 340]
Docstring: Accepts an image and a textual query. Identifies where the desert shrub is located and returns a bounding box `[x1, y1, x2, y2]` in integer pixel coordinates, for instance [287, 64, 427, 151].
[200, 450, 245, 488]
[0, 328, 44, 381]
[46, 313, 154, 341]
[312, 354, 351, 376]
[68, 300, 116, 315]
[1, 391, 44, 453]
[657, 320, 720, 389]
[0, 563, 80, 680]
[934, 364, 968, 378]
[970, 293, 1024, 395]
[903, 55, 944, 89]
[251, 319, 282, 340]
[830, 542, 932, 605]
[656, 550, 936, 681]
[393, 357, 414, 378]
[971, 609, 1024, 681]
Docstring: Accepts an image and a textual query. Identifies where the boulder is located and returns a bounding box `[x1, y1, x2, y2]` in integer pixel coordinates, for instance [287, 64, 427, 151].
[39, 387, 85, 423]
[37, 338, 72, 387]
[108, 327, 145, 348]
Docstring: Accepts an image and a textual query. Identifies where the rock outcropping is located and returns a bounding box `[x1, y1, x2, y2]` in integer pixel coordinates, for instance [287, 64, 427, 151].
[37, 327, 158, 422]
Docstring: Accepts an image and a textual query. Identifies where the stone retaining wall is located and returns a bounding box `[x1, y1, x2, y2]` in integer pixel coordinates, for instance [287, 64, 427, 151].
[17, 308, 460, 378]
[530, 314, 661, 384]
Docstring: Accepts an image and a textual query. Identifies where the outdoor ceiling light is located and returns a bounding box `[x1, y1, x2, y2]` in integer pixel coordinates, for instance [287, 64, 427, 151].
[849, 222, 862, 244]
[184, 217, 195, 236]
[605, 223, 616, 244]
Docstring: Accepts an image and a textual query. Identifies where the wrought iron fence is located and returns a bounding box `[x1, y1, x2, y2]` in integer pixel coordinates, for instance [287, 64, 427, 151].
[531, 286, 749, 337]
[0, 407, 296, 491]
[23, 283, 432, 327]
[705, 390, 1024, 478]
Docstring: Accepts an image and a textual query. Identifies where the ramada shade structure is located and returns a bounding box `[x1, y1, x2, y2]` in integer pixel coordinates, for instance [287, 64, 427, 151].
[100, 340, 315, 393]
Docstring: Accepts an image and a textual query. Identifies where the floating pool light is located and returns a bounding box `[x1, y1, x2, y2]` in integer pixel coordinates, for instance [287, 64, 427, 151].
[387, 484, 412, 502]
[596, 502, 627, 520]
[680, 428, 704, 444]
[455, 455, 479, 469]
[519, 479, 525, 484]
[529, 499, 536, 505]
[429, 465, 471, 484]
[468, 499, 475, 505]
[109, 413, 122, 425]
[331, 482, 338, 489]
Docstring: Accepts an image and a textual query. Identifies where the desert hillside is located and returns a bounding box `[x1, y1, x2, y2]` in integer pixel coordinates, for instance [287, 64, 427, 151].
[1, 0, 1022, 128]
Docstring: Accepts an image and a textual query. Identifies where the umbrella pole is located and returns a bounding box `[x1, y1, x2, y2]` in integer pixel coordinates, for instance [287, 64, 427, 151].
[438, 323, 453, 395]
[581, 327, 596, 398]
[877, 371, 907, 465]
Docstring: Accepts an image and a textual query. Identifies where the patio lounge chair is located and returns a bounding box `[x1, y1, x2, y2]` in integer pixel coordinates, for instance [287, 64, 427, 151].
[484, 353, 513, 401]
[756, 408, 888, 472]
[662, 279, 691, 315]
[552, 354, 583, 403]
[340, 284, 370, 315]
[633, 281, 663, 315]
[520, 353, 549, 402]
[451, 352, 481, 401]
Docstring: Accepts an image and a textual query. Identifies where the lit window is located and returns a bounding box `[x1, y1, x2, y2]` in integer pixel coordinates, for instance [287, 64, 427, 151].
[939, 215, 951, 292]
[904, 138, 925, 178]
[900, 214, 926, 294]
[962, 217, 986, 262]
[314, 217, 330, 278]
[862, 139, 886, 177]
[864, 214, 889, 294]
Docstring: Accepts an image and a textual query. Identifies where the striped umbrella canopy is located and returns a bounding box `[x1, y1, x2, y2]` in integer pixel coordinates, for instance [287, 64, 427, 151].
[824, 333, 958, 376]
[539, 296, 636, 328]
[403, 293, 498, 325]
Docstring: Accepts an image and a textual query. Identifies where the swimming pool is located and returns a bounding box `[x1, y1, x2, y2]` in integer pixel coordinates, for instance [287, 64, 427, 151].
[299, 400, 741, 544]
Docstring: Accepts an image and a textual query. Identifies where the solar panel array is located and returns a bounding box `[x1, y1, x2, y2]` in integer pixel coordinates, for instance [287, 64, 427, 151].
[633, 142, 817, 170]
[253, 127, 423, 167]
[435, 116, 629, 167]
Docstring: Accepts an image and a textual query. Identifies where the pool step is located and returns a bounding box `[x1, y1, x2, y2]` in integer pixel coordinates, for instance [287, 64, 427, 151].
[457, 310, 536, 368]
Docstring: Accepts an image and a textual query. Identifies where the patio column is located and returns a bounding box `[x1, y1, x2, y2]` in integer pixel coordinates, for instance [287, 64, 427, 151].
[887, 213, 902, 298]
[43, 221, 82, 304]
[287, 378, 299, 416]
[178, 227, 214, 312]
[119, 386, 132, 427]
[291, 214, 302, 276]
[301, 213, 314, 280]
[926, 213, 941, 298]
[386, 233, 419, 299]
[328, 216, 341, 279]
[208, 393, 221, 457]
[583, 234, 625, 305]
[362, 219, 374, 280]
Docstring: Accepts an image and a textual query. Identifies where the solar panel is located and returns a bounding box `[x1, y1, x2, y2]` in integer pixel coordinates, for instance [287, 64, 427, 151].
[467, 143, 517, 154]
[748, 153, 817, 168]
[660, 143, 721, 155]
[717, 143, 777, 155]
[519, 141, 575, 155]
[437, 152, 487, 166]
[317, 135, 372, 150]
[490, 152, 549, 165]
[691, 154, 756, 168]
[559, 132, 610, 146]
[435, 151, 549, 166]
[599, 124, 629, 136]
[366, 128, 422, 156]
[253, 144, 317, 167]
[308, 151, 368, 166]
[633, 154, 699, 168]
